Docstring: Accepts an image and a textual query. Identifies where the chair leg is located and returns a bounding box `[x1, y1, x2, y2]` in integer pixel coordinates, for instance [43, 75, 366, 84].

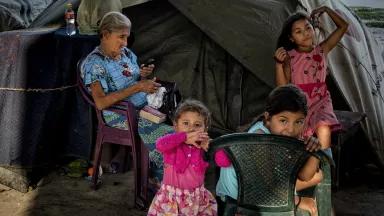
[134, 139, 148, 209]
[92, 134, 103, 190]
[141, 141, 149, 202]
[130, 138, 140, 208]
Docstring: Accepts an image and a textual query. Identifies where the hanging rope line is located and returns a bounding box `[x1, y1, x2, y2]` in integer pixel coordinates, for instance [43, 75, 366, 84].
[0, 84, 77, 92]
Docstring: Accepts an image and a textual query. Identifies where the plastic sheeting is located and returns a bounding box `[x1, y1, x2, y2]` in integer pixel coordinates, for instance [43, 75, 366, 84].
[301, 0, 384, 166]
[125, 1, 274, 133]
[0, 0, 55, 32]
[0, 28, 94, 166]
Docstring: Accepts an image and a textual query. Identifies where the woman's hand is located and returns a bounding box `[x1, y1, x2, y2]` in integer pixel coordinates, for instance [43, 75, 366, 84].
[185, 131, 209, 149]
[137, 78, 161, 94]
[140, 64, 155, 78]
[303, 136, 321, 152]
[274, 47, 289, 64]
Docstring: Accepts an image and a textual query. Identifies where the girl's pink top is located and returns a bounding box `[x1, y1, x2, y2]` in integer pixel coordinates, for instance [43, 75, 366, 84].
[288, 46, 341, 137]
[156, 132, 209, 189]
[214, 149, 232, 167]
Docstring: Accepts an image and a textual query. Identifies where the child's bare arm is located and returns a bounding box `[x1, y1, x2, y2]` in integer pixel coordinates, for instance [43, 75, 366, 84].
[298, 136, 321, 181]
[275, 47, 291, 86]
[297, 156, 320, 181]
[315, 6, 349, 55]
[296, 170, 323, 191]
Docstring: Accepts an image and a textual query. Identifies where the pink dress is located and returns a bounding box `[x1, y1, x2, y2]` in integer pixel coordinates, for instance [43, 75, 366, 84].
[147, 132, 217, 216]
[288, 46, 341, 137]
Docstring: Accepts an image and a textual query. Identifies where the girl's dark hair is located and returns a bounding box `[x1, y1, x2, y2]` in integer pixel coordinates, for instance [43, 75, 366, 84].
[277, 12, 310, 50]
[265, 84, 308, 116]
[173, 99, 211, 129]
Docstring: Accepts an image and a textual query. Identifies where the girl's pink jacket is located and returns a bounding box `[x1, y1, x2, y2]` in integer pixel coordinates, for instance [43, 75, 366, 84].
[156, 132, 209, 174]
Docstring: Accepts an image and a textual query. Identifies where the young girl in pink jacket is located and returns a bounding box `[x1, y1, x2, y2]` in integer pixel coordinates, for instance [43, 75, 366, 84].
[147, 99, 217, 216]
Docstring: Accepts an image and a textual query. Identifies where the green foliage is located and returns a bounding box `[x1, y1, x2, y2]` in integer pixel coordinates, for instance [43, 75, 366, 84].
[366, 22, 384, 28]
[350, 7, 384, 28]
[351, 7, 384, 21]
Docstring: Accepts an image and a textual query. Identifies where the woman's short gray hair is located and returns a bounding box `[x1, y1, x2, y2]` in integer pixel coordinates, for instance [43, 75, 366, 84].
[99, 11, 131, 37]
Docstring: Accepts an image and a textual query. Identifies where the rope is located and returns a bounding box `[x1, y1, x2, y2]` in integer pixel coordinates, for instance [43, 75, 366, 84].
[0, 84, 77, 92]
[314, 14, 384, 103]
[337, 43, 384, 103]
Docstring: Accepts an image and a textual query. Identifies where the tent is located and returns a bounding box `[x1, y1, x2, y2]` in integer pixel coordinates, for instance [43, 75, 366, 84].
[129, 0, 384, 166]
[0, 0, 383, 190]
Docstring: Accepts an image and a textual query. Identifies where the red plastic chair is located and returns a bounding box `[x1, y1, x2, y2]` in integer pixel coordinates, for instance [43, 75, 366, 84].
[77, 59, 146, 207]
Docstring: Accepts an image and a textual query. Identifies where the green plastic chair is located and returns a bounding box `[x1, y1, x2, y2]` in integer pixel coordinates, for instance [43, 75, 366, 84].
[208, 133, 332, 216]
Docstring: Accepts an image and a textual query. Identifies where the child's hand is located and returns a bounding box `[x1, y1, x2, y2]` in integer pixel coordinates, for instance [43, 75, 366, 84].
[274, 47, 289, 64]
[185, 131, 209, 148]
[311, 6, 329, 19]
[199, 138, 211, 152]
[303, 136, 321, 152]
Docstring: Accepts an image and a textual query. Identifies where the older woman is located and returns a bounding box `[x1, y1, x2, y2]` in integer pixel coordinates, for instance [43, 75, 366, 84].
[82, 11, 159, 114]
[81, 12, 173, 187]
[81, 11, 161, 169]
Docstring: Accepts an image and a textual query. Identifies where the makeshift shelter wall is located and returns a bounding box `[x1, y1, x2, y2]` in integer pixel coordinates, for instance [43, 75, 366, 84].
[169, 0, 298, 87]
[125, 1, 272, 133]
[0, 28, 93, 166]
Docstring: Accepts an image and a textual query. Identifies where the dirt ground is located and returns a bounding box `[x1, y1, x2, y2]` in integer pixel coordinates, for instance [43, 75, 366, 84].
[332, 163, 384, 216]
[0, 163, 384, 216]
[0, 171, 146, 216]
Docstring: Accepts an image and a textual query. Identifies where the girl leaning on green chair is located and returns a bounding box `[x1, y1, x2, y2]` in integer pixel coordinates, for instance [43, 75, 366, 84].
[215, 84, 323, 216]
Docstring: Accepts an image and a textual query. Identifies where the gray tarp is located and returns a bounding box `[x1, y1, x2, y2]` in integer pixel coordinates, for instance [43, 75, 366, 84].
[0, 0, 54, 31]
[130, 0, 384, 166]
[125, 1, 274, 133]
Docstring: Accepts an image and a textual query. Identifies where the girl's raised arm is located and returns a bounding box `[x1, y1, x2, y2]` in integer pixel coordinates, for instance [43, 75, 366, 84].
[315, 6, 349, 55]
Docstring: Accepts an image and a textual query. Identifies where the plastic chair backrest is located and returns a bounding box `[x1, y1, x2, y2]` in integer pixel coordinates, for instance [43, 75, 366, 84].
[209, 133, 312, 215]
[76, 58, 109, 127]
[77, 59, 94, 105]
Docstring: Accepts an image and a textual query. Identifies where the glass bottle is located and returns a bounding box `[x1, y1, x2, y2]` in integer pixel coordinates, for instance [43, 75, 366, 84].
[64, 3, 76, 36]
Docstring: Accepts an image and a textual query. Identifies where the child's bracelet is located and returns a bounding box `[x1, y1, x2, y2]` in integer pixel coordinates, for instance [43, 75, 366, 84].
[273, 56, 284, 64]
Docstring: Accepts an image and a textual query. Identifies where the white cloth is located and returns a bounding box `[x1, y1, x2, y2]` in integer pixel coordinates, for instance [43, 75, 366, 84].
[146, 87, 166, 109]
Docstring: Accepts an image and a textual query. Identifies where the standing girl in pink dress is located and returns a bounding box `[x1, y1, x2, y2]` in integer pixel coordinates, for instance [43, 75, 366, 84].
[274, 6, 349, 154]
[147, 99, 217, 216]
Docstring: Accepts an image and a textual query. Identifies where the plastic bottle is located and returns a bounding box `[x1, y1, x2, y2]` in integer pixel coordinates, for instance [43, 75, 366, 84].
[64, 3, 76, 36]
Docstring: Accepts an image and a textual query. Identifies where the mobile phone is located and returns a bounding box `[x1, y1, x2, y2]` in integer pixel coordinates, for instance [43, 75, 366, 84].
[142, 58, 155, 67]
